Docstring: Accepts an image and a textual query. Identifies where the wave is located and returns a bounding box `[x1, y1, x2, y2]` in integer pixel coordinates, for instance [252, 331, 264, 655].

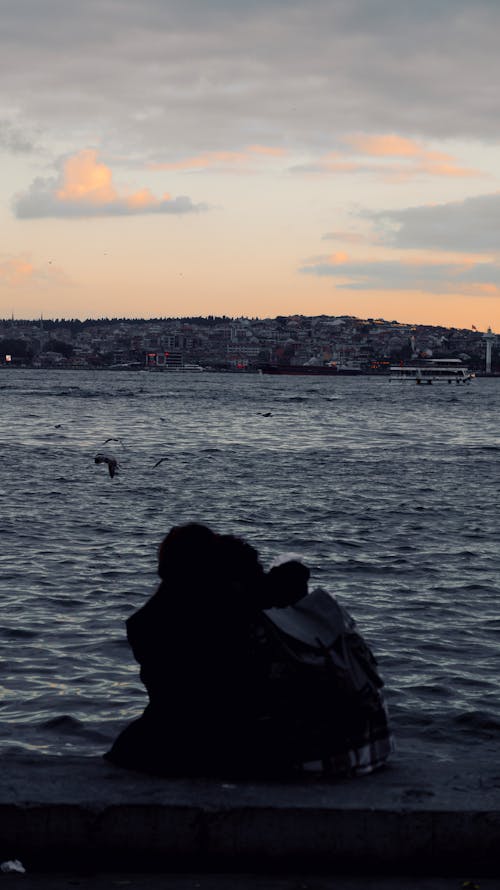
[453, 710, 500, 733]
[38, 715, 110, 741]
[13, 387, 141, 400]
[2, 368, 500, 761]
[0, 627, 38, 639]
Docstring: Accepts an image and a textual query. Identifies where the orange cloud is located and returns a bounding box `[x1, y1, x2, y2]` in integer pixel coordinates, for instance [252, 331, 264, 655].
[125, 187, 171, 209]
[466, 283, 500, 296]
[344, 134, 424, 157]
[329, 251, 349, 264]
[294, 134, 481, 179]
[57, 149, 170, 209]
[57, 150, 115, 203]
[342, 133, 480, 178]
[150, 145, 286, 171]
[0, 255, 70, 288]
[0, 257, 34, 285]
[14, 149, 208, 217]
[418, 159, 477, 177]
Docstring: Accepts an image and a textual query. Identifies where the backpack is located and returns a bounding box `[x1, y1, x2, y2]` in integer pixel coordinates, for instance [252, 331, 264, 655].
[260, 588, 386, 766]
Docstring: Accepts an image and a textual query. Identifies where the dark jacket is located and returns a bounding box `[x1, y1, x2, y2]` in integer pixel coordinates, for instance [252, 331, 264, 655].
[105, 581, 288, 777]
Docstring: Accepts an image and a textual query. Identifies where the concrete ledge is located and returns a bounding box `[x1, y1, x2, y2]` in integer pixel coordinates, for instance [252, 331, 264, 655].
[2, 747, 500, 875]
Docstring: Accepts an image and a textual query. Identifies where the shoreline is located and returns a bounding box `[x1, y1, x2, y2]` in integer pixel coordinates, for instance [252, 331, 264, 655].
[1, 366, 500, 377]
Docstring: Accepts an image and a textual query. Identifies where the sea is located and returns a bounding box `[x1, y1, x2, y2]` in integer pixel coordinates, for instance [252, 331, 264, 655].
[1, 368, 499, 769]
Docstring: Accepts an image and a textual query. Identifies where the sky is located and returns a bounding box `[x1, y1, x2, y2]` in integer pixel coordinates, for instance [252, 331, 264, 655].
[1, 0, 500, 330]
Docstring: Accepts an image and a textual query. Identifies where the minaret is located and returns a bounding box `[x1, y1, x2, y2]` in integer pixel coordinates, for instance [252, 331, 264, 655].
[483, 327, 495, 374]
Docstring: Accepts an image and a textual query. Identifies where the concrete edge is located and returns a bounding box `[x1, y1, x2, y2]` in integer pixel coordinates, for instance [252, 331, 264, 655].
[1, 755, 500, 875]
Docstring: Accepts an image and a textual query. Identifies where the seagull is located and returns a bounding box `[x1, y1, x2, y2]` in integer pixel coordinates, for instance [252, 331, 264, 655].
[94, 453, 118, 478]
[102, 437, 123, 445]
[152, 457, 169, 468]
[257, 411, 273, 417]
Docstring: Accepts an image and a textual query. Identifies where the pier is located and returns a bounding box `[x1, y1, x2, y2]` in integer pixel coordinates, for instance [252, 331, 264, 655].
[2, 741, 499, 878]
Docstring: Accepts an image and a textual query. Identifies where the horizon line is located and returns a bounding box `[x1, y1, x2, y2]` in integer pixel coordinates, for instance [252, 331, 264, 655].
[0, 313, 487, 333]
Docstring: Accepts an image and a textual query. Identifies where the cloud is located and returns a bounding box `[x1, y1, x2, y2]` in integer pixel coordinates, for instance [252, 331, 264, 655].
[0, 254, 70, 288]
[247, 144, 286, 157]
[2, 1, 500, 158]
[372, 192, 500, 252]
[0, 119, 37, 154]
[291, 134, 481, 179]
[150, 144, 286, 172]
[0, 257, 35, 285]
[343, 134, 481, 178]
[345, 134, 424, 158]
[300, 254, 500, 296]
[13, 149, 210, 218]
[321, 231, 375, 244]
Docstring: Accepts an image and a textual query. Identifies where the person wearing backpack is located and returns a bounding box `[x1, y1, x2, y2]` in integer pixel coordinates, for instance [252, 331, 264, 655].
[258, 559, 395, 777]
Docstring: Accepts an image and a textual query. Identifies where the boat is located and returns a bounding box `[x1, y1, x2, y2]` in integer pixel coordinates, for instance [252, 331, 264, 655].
[144, 354, 204, 371]
[260, 361, 365, 376]
[389, 358, 475, 384]
[259, 363, 339, 376]
[335, 361, 363, 376]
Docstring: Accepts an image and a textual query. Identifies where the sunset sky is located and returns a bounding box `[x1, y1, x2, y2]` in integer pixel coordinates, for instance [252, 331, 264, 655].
[1, 0, 500, 329]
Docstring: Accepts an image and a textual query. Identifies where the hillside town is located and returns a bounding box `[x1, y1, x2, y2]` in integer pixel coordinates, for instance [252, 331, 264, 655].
[0, 314, 498, 373]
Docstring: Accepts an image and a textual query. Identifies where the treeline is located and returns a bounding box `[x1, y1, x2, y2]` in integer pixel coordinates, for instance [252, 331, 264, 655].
[1, 315, 240, 330]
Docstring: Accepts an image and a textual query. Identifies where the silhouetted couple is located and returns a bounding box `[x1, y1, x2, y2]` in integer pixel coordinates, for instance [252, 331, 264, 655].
[105, 523, 393, 779]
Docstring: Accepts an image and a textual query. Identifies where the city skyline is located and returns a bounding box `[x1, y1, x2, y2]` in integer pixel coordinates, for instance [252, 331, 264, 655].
[1, 1, 500, 329]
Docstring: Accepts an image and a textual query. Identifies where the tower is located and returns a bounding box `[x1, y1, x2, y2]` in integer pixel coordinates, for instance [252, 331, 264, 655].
[483, 327, 496, 374]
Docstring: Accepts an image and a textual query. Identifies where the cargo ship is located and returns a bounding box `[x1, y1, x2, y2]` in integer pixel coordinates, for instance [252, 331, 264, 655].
[259, 362, 362, 376]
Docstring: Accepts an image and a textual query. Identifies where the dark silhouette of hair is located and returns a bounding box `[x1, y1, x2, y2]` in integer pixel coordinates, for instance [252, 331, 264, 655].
[157, 523, 266, 611]
[263, 560, 310, 608]
[157, 522, 218, 583]
[215, 533, 266, 606]
[157, 521, 309, 611]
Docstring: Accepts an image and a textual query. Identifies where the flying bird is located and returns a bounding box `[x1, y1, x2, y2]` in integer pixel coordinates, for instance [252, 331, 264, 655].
[94, 453, 118, 478]
[102, 437, 123, 445]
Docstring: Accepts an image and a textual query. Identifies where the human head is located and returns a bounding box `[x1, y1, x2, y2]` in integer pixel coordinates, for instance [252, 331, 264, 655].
[263, 559, 310, 608]
[157, 523, 265, 605]
[215, 533, 265, 604]
[158, 522, 218, 584]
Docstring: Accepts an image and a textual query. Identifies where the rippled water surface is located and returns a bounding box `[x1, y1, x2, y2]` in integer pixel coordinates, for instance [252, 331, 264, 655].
[1, 369, 499, 761]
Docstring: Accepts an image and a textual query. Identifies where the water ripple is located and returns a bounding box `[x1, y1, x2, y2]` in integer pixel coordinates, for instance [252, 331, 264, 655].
[1, 369, 499, 761]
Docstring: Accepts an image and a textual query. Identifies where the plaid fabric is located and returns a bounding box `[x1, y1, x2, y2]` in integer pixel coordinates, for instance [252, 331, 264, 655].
[247, 599, 395, 778]
[304, 696, 395, 777]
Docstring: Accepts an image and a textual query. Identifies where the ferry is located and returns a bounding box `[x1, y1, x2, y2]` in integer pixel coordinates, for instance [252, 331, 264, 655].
[389, 358, 474, 384]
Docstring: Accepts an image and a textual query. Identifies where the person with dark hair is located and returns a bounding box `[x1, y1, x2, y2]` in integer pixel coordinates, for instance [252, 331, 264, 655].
[105, 523, 274, 776]
[261, 558, 310, 608]
[105, 523, 392, 778]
